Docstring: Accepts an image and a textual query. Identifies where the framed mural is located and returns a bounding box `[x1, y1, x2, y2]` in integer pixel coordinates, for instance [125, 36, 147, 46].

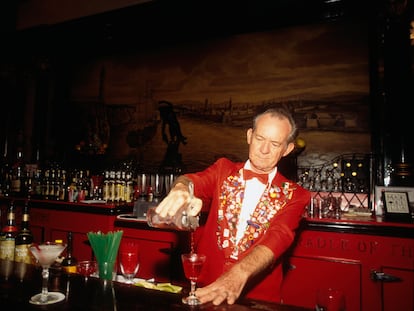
[68, 18, 371, 176]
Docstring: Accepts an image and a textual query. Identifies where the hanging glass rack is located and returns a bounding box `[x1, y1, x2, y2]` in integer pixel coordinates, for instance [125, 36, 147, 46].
[297, 153, 372, 217]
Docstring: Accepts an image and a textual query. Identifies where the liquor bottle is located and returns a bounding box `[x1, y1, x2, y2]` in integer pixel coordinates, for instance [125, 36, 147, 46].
[14, 200, 34, 264]
[1, 169, 12, 198]
[0, 137, 11, 197]
[25, 170, 34, 199]
[83, 170, 91, 200]
[108, 170, 116, 203]
[0, 208, 4, 244]
[61, 231, 77, 274]
[76, 170, 86, 202]
[114, 170, 122, 203]
[10, 147, 25, 197]
[146, 185, 154, 203]
[42, 168, 50, 200]
[58, 170, 67, 201]
[115, 170, 126, 204]
[125, 170, 133, 203]
[146, 206, 199, 231]
[0, 201, 18, 260]
[103, 170, 110, 202]
[67, 170, 78, 202]
[53, 168, 61, 201]
[52, 238, 64, 270]
[146, 182, 199, 231]
[49, 168, 56, 200]
[31, 168, 42, 199]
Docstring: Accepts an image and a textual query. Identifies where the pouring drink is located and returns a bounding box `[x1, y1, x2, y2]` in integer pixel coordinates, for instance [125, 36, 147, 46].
[181, 253, 206, 305]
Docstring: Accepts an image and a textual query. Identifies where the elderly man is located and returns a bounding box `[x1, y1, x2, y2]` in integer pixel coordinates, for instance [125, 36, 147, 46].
[155, 107, 310, 305]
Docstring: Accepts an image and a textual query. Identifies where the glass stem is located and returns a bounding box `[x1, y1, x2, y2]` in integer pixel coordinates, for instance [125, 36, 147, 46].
[189, 280, 197, 296]
[41, 267, 50, 303]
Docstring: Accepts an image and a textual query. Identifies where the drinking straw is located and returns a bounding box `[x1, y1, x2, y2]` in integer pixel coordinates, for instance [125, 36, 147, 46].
[87, 230, 123, 264]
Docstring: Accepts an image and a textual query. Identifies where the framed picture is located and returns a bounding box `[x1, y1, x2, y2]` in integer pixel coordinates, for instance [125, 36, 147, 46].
[382, 191, 412, 222]
[374, 186, 414, 216]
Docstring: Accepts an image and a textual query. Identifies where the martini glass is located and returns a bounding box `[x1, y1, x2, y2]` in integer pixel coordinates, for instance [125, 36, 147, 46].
[29, 242, 67, 305]
[181, 253, 206, 305]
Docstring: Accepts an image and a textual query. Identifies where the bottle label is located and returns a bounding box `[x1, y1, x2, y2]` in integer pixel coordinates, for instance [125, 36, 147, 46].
[11, 179, 21, 193]
[59, 187, 67, 201]
[125, 184, 132, 203]
[14, 244, 32, 264]
[103, 182, 110, 201]
[0, 239, 16, 260]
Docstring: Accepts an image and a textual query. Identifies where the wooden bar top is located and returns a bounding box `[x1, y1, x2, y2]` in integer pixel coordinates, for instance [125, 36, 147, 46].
[0, 259, 312, 311]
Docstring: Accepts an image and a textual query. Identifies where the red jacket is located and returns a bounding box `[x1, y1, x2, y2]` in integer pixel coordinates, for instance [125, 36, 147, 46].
[186, 157, 310, 303]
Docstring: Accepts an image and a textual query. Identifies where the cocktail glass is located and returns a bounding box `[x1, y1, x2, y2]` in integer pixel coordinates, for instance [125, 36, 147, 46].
[77, 260, 98, 281]
[181, 253, 206, 305]
[29, 242, 67, 305]
[118, 241, 140, 284]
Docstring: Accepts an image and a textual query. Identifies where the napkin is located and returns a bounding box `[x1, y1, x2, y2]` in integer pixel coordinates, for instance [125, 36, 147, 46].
[134, 280, 182, 293]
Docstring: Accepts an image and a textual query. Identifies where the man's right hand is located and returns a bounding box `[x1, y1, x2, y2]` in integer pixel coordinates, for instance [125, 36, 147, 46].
[155, 176, 202, 218]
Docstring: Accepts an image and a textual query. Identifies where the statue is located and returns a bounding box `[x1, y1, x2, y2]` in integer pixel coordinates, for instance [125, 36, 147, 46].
[158, 101, 187, 172]
[158, 100, 187, 145]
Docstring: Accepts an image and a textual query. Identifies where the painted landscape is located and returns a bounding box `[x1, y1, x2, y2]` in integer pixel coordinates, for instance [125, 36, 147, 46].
[68, 19, 371, 174]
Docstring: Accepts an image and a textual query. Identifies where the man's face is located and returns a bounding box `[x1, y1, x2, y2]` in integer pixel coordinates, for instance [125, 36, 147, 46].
[246, 113, 294, 174]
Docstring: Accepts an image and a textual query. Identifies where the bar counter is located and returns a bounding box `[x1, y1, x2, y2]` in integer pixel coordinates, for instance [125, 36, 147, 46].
[1, 197, 413, 310]
[0, 259, 312, 311]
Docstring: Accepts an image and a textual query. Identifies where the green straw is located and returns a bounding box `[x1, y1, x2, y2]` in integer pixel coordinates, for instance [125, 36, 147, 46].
[87, 230, 123, 264]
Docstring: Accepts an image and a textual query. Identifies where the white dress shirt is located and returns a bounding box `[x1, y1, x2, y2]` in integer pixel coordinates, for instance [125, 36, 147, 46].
[235, 161, 276, 243]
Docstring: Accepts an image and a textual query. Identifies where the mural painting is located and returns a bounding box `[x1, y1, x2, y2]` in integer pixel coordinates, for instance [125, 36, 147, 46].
[69, 19, 371, 176]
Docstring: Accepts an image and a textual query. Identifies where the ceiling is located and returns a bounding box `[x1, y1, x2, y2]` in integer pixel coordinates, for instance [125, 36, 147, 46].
[16, 0, 153, 30]
[14, 0, 364, 30]
[7, 0, 370, 57]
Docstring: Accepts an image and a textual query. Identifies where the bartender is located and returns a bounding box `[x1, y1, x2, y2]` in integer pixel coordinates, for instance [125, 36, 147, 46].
[155, 107, 311, 305]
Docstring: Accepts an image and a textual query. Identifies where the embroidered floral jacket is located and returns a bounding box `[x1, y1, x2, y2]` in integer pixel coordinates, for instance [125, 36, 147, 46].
[186, 157, 311, 303]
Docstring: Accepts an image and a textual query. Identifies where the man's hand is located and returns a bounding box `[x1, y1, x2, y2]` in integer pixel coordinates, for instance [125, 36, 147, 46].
[195, 264, 248, 305]
[155, 176, 202, 218]
[195, 245, 275, 305]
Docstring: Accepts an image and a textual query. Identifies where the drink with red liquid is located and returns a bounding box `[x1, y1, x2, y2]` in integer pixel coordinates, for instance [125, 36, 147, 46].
[182, 253, 205, 281]
[118, 241, 140, 284]
[181, 253, 206, 305]
[77, 260, 97, 278]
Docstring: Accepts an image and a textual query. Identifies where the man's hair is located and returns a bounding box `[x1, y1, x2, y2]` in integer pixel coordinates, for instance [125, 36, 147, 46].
[252, 107, 298, 144]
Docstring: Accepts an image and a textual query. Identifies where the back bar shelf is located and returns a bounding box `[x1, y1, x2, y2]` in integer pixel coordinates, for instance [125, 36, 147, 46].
[297, 153, 371, 215]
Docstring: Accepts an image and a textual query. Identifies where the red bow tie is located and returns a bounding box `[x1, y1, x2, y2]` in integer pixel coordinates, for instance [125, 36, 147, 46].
[243, 169, 269, 184]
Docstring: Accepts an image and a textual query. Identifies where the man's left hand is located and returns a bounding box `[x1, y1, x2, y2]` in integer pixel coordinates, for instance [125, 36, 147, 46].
[195, 265, 248, 305]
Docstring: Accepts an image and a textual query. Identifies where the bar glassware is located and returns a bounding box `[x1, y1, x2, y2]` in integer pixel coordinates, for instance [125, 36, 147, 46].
[118, 241, 140, 284]
[181, 253, 206, 305]
[29, 242, 67, 305]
